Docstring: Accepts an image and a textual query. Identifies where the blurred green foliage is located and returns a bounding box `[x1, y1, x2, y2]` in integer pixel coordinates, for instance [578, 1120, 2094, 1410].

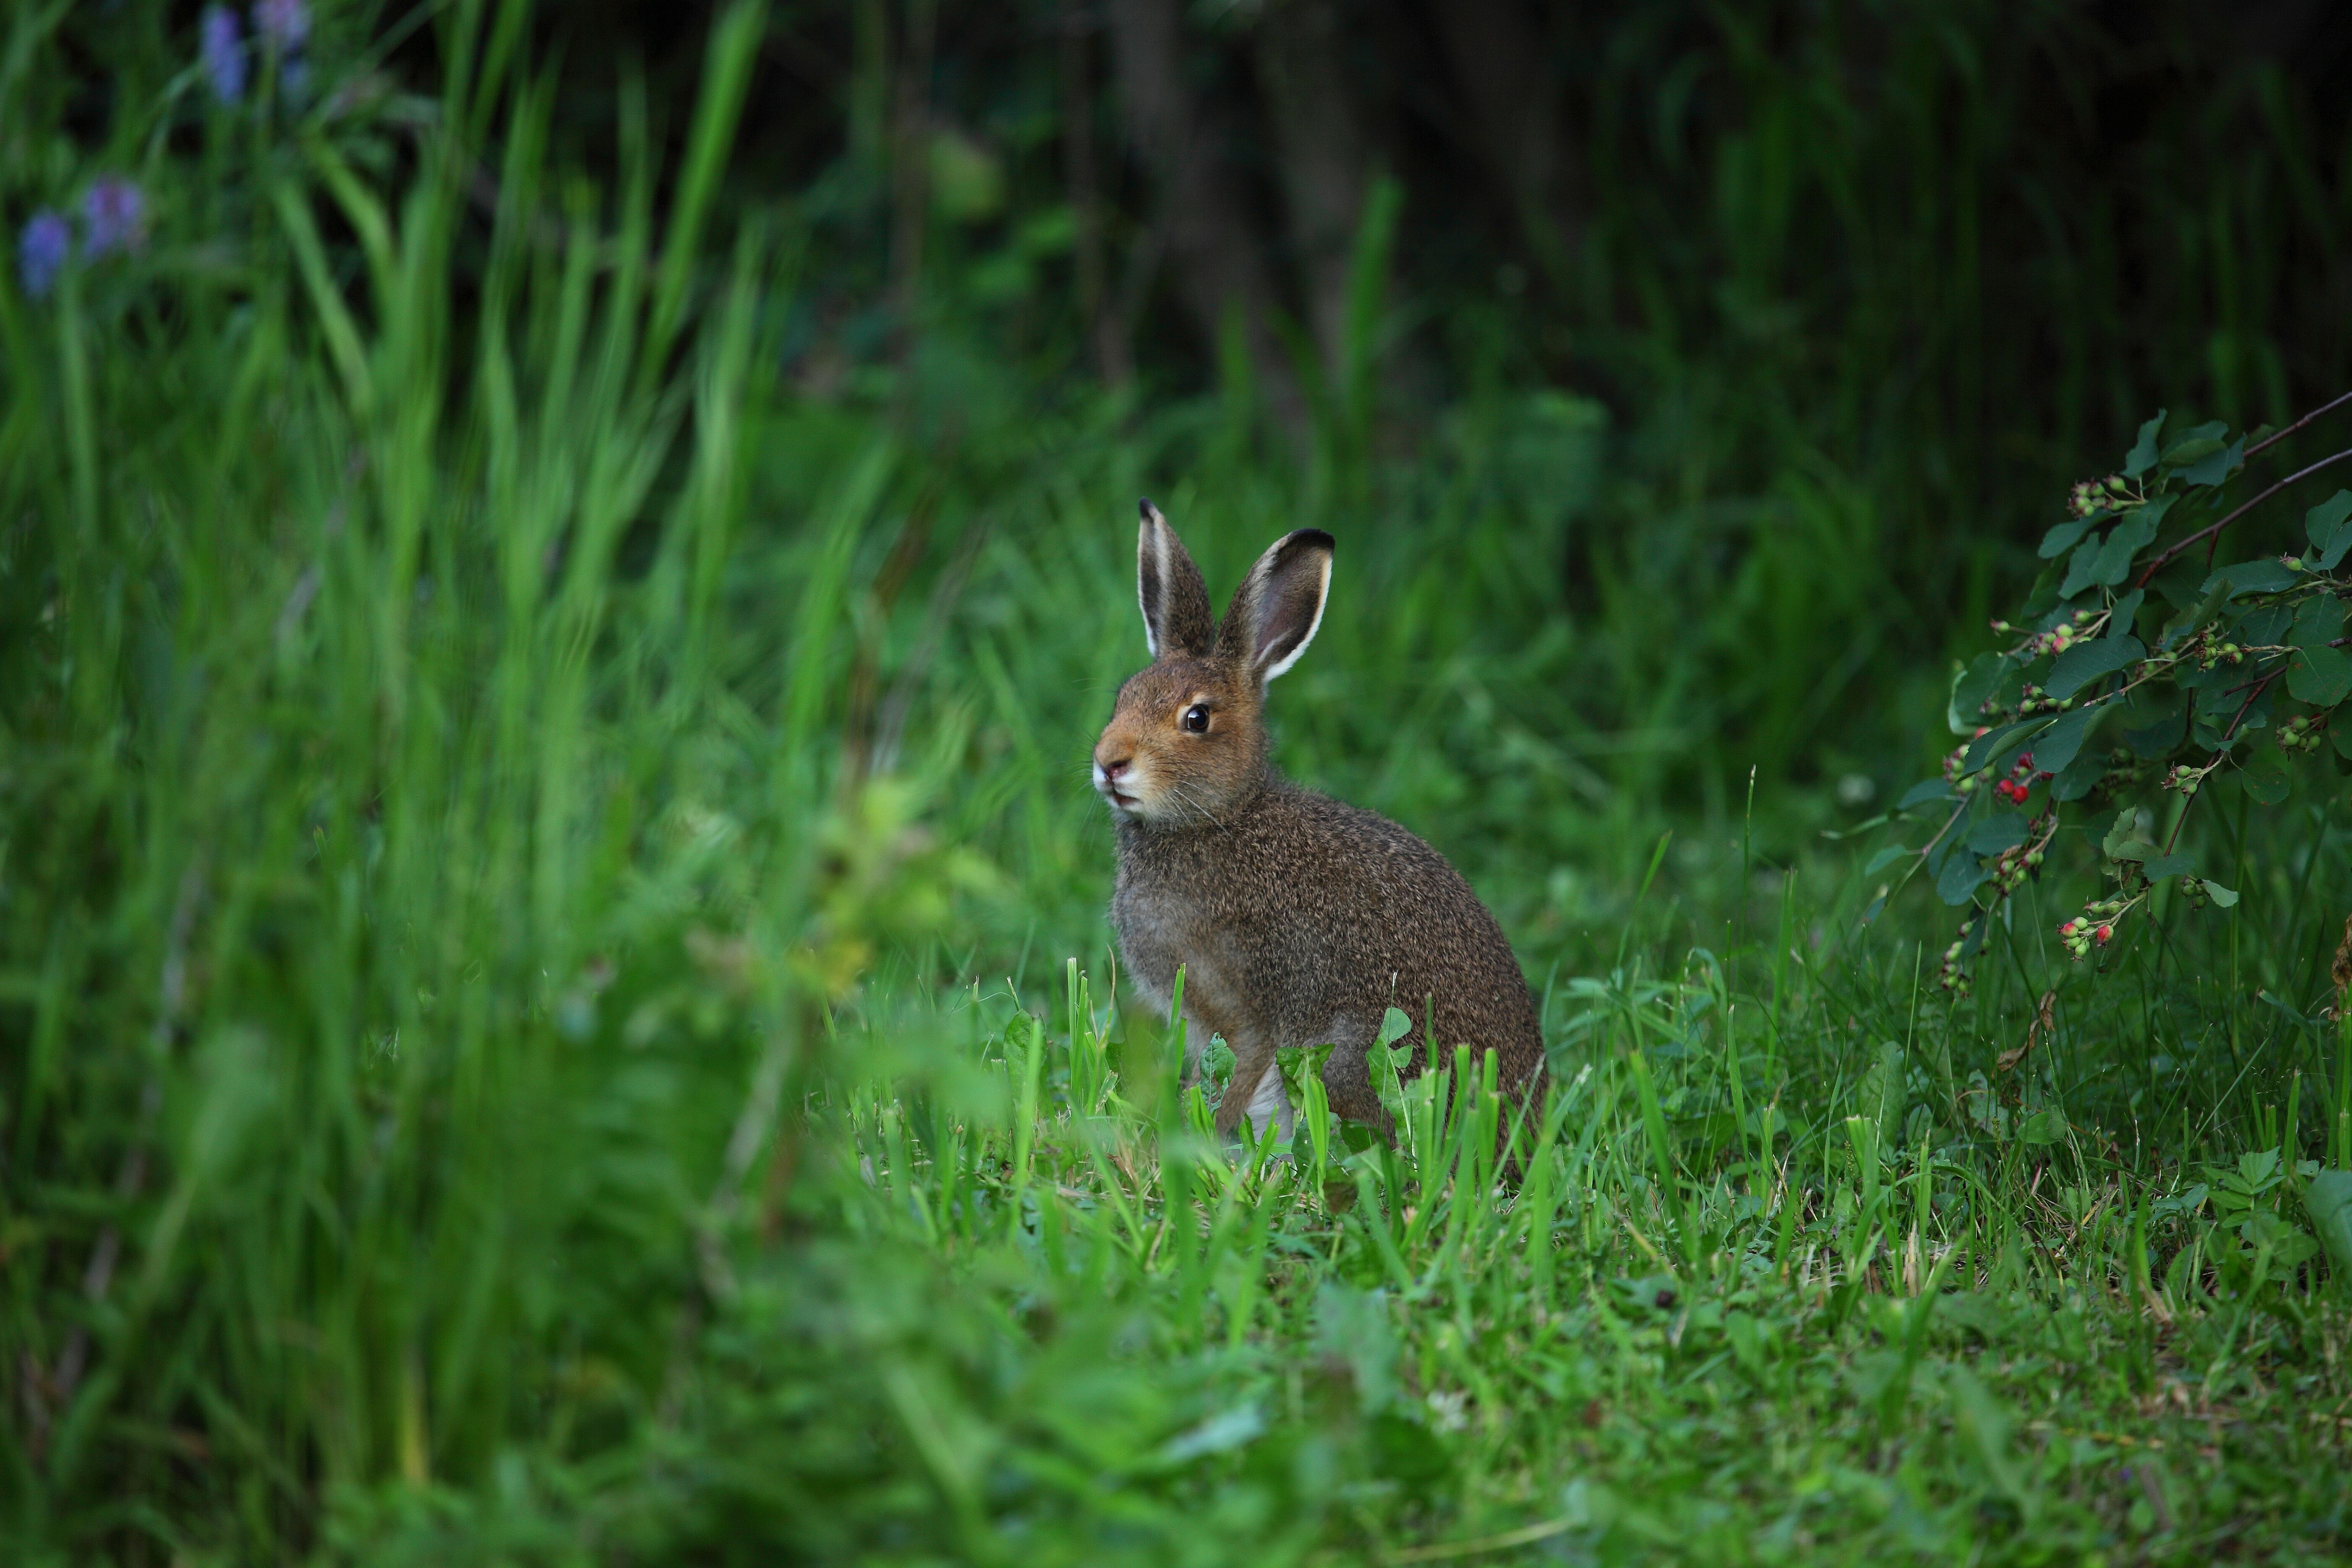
[3, 1, 2352, 1563]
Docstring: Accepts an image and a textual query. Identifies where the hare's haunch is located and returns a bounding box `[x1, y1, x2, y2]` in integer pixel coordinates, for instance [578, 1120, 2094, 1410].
[1093, 501, 1545, 1141]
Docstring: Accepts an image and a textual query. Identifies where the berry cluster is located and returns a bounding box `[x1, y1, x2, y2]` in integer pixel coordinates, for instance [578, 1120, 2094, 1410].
[2194, 634, 2246, 671]
[2067, 475, 2136, 519]
[1991, 750, 2050, 805]
[2278, 712, 2328, 754]
[1987, 834, 2049, 895]
[2058, 904, 2121, 961]
[1944, 731, 1988, 794]
[2162, 762, 2205, 797]
[1937, 925, 1976, 996]
[2024, 610, 2099, 660]
[2014, 683, 2073, 717]
[2177, 874, 2210, 909]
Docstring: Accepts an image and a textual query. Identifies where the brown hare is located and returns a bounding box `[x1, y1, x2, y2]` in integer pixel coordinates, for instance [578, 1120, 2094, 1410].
[1092, 500, 1545, 1143]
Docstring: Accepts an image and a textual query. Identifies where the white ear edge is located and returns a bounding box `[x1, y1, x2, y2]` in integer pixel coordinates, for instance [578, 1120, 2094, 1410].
[1254, 550, 1331, 683]
[1137, 506, 1176, 659]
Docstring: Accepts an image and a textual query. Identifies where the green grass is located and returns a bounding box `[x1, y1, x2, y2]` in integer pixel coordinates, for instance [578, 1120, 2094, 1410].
[7, 5, 2352, 1564]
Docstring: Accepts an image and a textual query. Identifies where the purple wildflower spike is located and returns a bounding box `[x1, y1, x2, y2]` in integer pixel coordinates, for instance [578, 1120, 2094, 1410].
[254, 0, 310, 52]
[19, 210, 70, 298]
[81, 179, 148, 258]
[201, 7, 247, 105]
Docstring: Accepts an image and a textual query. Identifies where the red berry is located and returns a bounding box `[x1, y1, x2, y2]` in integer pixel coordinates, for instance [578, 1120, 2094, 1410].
[2095, 924, 2112, 944]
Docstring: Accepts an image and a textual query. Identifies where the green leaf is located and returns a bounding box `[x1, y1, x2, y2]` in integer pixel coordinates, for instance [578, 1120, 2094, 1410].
[2304, 1170, 2352, 1291]
[2109, 588, 2146, 639]
[2051, 748, 2106, 802]
[2038, 519, 2094, 560]
[1936, 848, 1988, 906]
[1961, 719, 2046, 775]
[1898, 778, 1955, 810]
[2029, 701, 2105, 775]
[1967, 814, 2027, 856]
[2123, 692, 2187, 757]
[2292, 594, 2347, 650]
[2288, 644, 2352, 707]
[2045, 636, 2143, 700]
[2144, 853, 2196, 879]
[2123, 409, 2167, 478]
[1863, 846, 1912, 878]
[2020, 1106, 2067, 1147]
[2177, 435, 2244, 489]
[2204, 882, 2240, 908]
[2200, 559, 2298, 598]
[2159, 420, 2227, 463]
[2305, 490, 2352, 564]
[1947, 652, 2011, 735]
[2102, 810, 2157, 861]
[1855, 1042, 1906, 1147]
[2239, 750, 2289, 805]
[2086, 511, 2161, 588]
[2058, 536, 2104, 601]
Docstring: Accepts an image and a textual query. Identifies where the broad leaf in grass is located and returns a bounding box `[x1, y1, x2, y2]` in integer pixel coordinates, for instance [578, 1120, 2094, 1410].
[1369, 1006, 1413, 1132]
[2239, 749, 2289, 805]
[2143, 853, 2196, 879]
[2045, 636, 2142, 700]
[2020, 1106, 2067, 1146]
[2287, 644, 2352, 707]
[2304, 1170, 2352, 1293]
[2202, 882, 2240, 908]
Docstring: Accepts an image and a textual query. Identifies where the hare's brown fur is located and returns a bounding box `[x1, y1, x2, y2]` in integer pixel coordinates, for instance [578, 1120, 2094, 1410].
[1093, 502, 1544, 1137]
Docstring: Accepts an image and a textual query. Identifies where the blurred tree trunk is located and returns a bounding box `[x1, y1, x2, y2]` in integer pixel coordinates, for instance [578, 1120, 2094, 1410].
[1103, 0, 1306, 432]
[1251, 0, 1369, 384]
[1427, 0, 1580, 284]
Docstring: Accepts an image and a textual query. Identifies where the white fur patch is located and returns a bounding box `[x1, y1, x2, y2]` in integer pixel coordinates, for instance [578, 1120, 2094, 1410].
[1242, 1063, 1294, 1145]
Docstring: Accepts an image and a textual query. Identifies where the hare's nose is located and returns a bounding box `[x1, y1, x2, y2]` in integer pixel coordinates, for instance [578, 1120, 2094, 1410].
[1096, 753, 1131, 781]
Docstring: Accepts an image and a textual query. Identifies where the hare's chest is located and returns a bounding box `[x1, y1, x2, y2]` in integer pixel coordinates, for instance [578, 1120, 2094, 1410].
[1110, 880, 1248, 1020]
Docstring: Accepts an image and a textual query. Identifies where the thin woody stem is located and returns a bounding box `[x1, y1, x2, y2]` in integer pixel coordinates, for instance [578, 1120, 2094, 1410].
[2134, 446, 2352, 586]
[2246, 388, 2352, 459]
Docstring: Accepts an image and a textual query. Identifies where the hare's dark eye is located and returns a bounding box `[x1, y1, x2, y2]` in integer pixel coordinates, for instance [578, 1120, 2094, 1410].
[1181, 704, 1211, 734]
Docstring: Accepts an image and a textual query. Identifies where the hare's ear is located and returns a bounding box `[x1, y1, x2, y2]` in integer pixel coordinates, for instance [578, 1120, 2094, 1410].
[1217, 528, 1333, 684]
[1136, 500, 1215, 660]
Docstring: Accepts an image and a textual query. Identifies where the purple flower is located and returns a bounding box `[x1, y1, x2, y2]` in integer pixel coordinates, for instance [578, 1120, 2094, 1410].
[201, 6, 246, 105]
[254, 0, 310, 52]
[19, 210, 70, 298]
[81, 179, 147, 259]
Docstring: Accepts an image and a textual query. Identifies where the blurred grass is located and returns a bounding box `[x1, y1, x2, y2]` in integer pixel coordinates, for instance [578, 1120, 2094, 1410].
[4, 2, 2352, 1563]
